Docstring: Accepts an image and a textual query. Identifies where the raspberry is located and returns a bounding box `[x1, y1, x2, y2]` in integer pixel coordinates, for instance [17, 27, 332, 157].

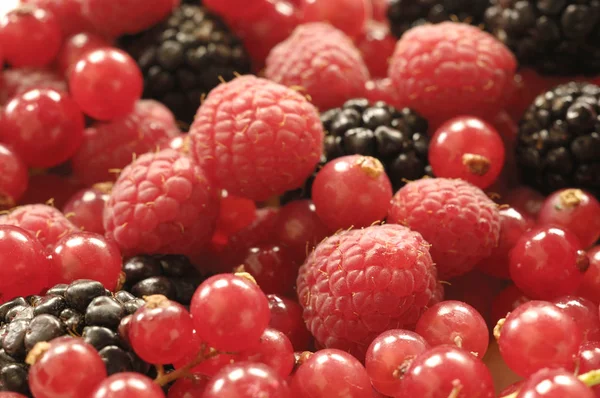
[103, 148, 219, 258]
[189, 75, 324, 201]
[387, 178, 501, 279]
[388, 22, 516, 123]
[0, 68, 67, 105]
[81, 0, 178, 38]
[72, 100, 181, 186]
[0, 204, 76, 248]
[296, 224, 439, 360]
[354, 20, 396, 78]
[265, 23, 370, 111]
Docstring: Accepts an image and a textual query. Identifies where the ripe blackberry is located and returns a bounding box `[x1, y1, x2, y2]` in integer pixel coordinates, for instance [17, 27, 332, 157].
[120, 4, 251, 124]
[122, 255, 208, 306]
[516, 82, 600, 197]
[0, 280, 149, 396]
[387, 0, 489, 38]
[485, 0, 600, 76]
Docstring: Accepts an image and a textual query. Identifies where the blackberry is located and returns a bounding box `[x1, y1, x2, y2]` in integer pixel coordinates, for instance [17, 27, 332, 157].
[122, 254, 208, 306]
[120, 4, 251, 124]
[387, 0, 489, 38]
[0, 280, 149, 396]
[485, 0, 600, 76]
[516, 82, 600, 197]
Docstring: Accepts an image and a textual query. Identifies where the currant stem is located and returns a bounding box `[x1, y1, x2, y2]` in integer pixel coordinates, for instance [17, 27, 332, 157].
[499, 369, 600, 398]
[153, 344, 221, 386]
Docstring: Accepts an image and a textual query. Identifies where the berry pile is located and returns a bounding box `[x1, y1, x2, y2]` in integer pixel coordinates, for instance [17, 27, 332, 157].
[0, 0, 600, 397]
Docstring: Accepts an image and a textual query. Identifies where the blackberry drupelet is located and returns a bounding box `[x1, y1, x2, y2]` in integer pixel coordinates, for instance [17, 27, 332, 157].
[387, 0, 489, 38]
[120, 4, 251, 124]
[485, 0, 600, 76]
[0, 280, 149, 396]
[516, 82, 600, 197]
[122, 254, 208, 306]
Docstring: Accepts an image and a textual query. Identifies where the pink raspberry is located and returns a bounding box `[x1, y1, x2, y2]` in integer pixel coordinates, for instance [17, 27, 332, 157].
[265, 23, 370, 111]
[300, 0, 372, 38]
[388, 22, 516, 122]
[388, 178, 501, 279]
[0, 204, 76, 248]
[21, 0, 94, 36]
[103, 148, 219, 257]
[81, 0, 178, 37]
[296, 224, 439, 360]
[189, 75, 323, 201]
[72, 100, 181, 186]
[355, 20, 396, 78]
[0, 68, 67, 105]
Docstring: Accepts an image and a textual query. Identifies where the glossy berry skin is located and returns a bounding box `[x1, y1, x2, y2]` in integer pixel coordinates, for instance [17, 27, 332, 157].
[538, 189, 600, 249]
[0, 89, 85, 168]
[0, 225, 50, 302]
[291, 349, 372, 398]
[19, 174, 84, 210]
[91, 373, 165, 398]
[237, 328, 295, 379]
[365, 329, 429, 397]
[355, 20, 396, 78]
[69, 48, 143, 121]
[429, 117, 506, 189]
[62, 186, 110, 234]
[401, 345, 495, 398]
[504, 186, 545, 219]
[215, 191, 257, 238]
[0, 143, 28, 207]
[516, 368, 595, 398]
[203, 362, 291, 398]
[0, 68, 67, 106]
[477, 207, 535, 279]
[578, 341, 600, 396]
[301, 0, 371, 38]
[552, 296, 600, 342]
[267, 294, 312, 351]
[190, 274, 270, 352]
[0, 7, 62, 67]
[491, 284, 529, 326]
[57, 32, 111, 77]
[167, 375, 208, 398]
[28, 337, 107, 398]
[578, 246, 600, 304]
[239, 244, 299, 296]
[172, 333, 238, 377]
[415, 300, 489, 358]
[498, 300, 582, 377]
[509, 226, 587, 300]
[129, 297, 195, 364]
[21, 0, 93, 36]
[51, 232, 122, 290]
[312, 155, 393, 230]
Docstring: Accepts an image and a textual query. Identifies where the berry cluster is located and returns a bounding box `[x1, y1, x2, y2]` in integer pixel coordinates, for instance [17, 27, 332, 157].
[0, 0, 600, 397]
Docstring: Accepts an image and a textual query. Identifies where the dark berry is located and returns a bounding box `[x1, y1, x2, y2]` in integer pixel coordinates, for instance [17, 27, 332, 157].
[64, 280, 108, 313]
[83, 326, 121, 351]
[85, 297, 126, 329]
[23, 315, 64, 351]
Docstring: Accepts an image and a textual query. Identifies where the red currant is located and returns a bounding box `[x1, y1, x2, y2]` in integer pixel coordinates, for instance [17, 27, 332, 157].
[0, 68, 67, 106]
[57, 32, 111, 77]
[301, 0, 371, 38]
[239, 244, 299, 296]
[491, 284, 530, 326]
[0, 6, 62, 67]
[429, 116, 505, 189]
[267, 294, 312, 352]
[0, 89, 85, 168]
[578, 341, 600, 397]
[504, 186, 545, 219]
[91, 373, 165, 398]
[215, 190, 257, 238]
[517, 368, 595, 398]
[167, 375, 208, 398]
[354, 20, 396, 78]
[21, 0, 94, 36]
[62, 185, 110, 234]
[0, 143, 28, 207]
[552, 295, 600, 342]
[203, 362, 291, 398]
[577, 246, 600, 304]
[69, 48, 143, 121]
[237, 328, 295, 379]
[172, 332, 238, 377]
[19, 174, 83, 209]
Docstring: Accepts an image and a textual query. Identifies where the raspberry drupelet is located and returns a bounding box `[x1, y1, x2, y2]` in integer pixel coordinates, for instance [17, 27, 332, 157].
[265, 22, 370, 111]
[103, 148, 219, 258]
[189, 75, 324, 201]
[296, 224, 440, 360]
[388, 178, 501, 279]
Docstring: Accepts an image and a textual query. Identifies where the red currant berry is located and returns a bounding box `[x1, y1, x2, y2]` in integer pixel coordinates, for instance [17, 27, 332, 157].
[577, 246, 600, 304]
[552, 295, 600, 342]
[312, 155, 393, 230]
[69, 48, 143, 121]
[171, 332, 238, 377]
[497, 300, 582, 377]
[237, 328, 295, 379]
[57, 32, 111, 77]
[0, 68, 67, 106]
[477, 207, 535, 279]
[291, 349, 372, 398]
[215, 190, 256, 238]
[203, 362, 291, 398]
[129, 295, 196, 365]
[415, 300, 489, 357]
[0, 89, 85, 168]
[301, 0, 371, 38]
[0, 225, 50, 302]
[91, 373, 164, 398]
[62, 185, 110, 234]
[190, 274, 270, 352]
[516, 368, 595, 398]
[239, 244, 299, 296]
[167, 375, 208, 398]
[19, 174, 83, 209]
[28, 337, 107, 398]
[365, 329, 429, 397]
[267, 294, 312, 351]
[578, 341, 600, 396]
[491, 284, 530, 326]
[504, 186, 545, 219]
[538, 188, 600, 249]
[354, 20, 396, 78]
[0, 143, 28, 207]
[429, 116, 505, 189]
[51, 231, 122, 290]
[21, 0, 94, 36]
[401, 345, 495, 398]
[0, 6, 62, 67]
[509, 226, 587, 299]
